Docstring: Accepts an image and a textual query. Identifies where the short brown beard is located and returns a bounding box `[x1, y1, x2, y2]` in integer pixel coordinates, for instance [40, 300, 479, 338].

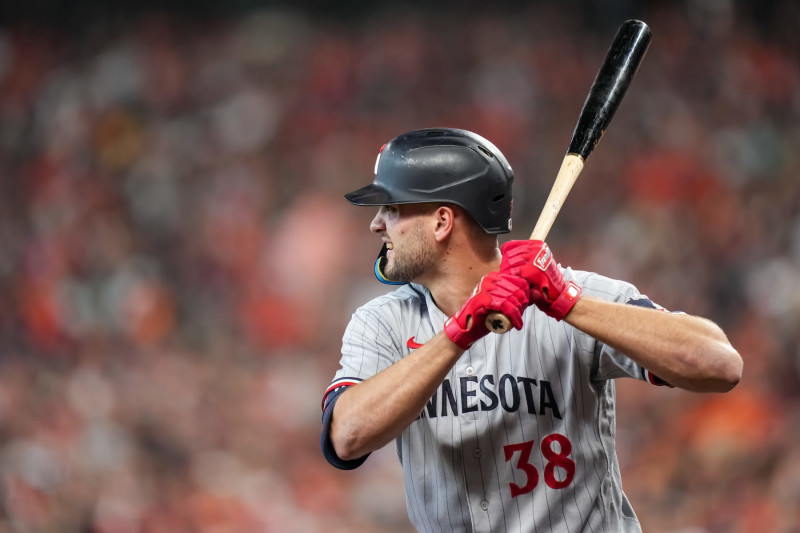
[384, 219, 436, 282]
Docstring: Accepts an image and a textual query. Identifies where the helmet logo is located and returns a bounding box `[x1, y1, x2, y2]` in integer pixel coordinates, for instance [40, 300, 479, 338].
[374, 143, 386, 175]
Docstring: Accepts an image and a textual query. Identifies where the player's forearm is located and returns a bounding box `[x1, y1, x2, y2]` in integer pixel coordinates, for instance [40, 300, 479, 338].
[330, 332, 464, 461]
[565, 295, 742, 392]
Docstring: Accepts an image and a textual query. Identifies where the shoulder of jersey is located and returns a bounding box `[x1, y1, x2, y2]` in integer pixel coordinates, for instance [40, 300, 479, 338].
[562, 267, 636, 291]
[356, 283, 426, 313]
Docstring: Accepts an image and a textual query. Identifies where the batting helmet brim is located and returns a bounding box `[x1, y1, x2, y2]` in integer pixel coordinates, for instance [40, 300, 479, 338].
[344, 183, 393, 206]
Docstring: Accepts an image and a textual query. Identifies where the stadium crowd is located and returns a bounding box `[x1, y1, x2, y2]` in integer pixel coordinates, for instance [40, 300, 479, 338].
[0, 1, 798, 531]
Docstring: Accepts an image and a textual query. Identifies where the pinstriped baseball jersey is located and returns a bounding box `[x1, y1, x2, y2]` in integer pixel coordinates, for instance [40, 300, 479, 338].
[321, 268, 670, 533]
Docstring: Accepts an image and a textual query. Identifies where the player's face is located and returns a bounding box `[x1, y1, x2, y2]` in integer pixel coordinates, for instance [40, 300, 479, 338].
[370, 205, 437, 283]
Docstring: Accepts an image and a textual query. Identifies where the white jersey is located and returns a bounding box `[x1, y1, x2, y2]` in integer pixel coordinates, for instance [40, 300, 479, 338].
[321, 268, 669, 533]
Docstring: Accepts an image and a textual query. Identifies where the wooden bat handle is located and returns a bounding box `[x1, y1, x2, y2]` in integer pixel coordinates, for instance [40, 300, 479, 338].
[485, 154, 585, 334]
[529, 154, 585, 241]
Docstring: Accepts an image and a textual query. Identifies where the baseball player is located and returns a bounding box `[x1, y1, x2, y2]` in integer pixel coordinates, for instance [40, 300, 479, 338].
[320, 128, 742, 532]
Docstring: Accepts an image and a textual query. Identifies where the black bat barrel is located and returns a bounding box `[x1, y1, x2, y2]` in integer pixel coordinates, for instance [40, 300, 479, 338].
[567, 19, 652, 159]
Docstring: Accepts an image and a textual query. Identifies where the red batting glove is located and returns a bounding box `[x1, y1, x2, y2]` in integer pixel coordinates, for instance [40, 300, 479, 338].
[444, 271, 530, 350]
[500, 240, 582, 321]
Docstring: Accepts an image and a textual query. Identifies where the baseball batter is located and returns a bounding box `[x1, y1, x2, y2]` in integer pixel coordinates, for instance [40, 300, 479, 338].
[321, 128, 742, 532]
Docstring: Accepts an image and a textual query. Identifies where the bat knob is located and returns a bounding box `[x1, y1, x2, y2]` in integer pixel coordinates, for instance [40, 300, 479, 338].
[485, 313, 512, 334]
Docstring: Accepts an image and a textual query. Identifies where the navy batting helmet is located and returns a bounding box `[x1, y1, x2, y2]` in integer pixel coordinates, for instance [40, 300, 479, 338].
[344, 128, 514, 234]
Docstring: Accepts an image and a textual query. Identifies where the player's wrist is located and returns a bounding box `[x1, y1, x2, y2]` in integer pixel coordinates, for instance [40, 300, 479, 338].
[444, 313, 486, 350]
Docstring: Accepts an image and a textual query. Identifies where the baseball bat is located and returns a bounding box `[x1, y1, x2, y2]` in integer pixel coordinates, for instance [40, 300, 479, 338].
[486, 19, 652, 334]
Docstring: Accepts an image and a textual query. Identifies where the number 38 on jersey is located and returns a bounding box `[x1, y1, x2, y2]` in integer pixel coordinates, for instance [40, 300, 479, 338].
[504, 433, 575, 497]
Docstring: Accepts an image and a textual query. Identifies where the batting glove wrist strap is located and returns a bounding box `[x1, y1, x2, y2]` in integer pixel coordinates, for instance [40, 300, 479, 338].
[444, 271, 529, 350]
[544, 281, 582, 320]
[500, 240, 582, 321]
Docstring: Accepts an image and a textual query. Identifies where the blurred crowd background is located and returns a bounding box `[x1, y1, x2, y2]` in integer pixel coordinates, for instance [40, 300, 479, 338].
[0, 0, 798, 531]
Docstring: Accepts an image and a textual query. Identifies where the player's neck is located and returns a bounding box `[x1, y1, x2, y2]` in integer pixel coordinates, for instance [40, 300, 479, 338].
[424, 246, 501, 317]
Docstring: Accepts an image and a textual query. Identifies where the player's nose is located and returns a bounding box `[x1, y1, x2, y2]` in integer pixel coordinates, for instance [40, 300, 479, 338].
[369, 209, 385, 233]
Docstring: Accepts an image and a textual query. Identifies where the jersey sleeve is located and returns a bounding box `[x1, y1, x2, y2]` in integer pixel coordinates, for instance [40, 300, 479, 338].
[320, 299, 404, 470]
[567, 270, 674, 387]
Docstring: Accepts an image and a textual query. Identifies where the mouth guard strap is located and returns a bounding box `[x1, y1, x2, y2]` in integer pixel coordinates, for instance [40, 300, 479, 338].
[374, 243, 406, 285]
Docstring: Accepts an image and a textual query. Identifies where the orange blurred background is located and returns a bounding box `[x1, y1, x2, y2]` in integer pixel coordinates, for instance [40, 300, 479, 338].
[0, 1, 798, 531]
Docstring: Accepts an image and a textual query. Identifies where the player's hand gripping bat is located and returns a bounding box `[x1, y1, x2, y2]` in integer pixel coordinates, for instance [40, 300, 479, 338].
[485, 19, 652, 334]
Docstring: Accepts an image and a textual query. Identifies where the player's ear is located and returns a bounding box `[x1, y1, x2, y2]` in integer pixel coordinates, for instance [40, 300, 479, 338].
[432, 205, 455, 242]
